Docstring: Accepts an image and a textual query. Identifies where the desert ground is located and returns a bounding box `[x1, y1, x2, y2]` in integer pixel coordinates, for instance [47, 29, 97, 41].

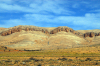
[0, 25, 100, 66]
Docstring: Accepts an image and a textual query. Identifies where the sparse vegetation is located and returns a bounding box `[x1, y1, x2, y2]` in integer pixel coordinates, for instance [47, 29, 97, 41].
[0, 45, 100, 66]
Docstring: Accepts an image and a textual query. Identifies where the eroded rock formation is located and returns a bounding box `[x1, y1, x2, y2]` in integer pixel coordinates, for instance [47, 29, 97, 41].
[0, 25, 100, 39]
[83, 32, 98, 38]
[98, 32, 100, 36]
[1, 27, 22, 36]
[50, 27, 70, 34]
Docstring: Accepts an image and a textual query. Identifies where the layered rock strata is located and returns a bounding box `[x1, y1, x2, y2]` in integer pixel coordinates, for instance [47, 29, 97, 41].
[0, 25, 100, 38]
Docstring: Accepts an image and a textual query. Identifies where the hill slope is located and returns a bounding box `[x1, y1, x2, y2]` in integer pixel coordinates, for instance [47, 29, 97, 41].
[0, 25, 100, 50]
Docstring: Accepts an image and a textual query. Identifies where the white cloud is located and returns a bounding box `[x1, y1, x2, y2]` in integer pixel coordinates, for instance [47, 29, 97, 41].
[29, 0, 74, 15]
[0, 0, 100, 30]
[0, 3, 34, 13]
[23, 13, 100, 28]
[0, 0, 74, 15]
[1, 12, 100, 29]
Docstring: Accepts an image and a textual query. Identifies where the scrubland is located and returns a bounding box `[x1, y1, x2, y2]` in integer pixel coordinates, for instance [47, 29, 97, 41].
[0, 45, 100, 66]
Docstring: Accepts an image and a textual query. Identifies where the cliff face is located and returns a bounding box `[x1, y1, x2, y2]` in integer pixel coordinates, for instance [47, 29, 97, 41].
[1, 25, 100, 38]
[0, 25, 100, 50]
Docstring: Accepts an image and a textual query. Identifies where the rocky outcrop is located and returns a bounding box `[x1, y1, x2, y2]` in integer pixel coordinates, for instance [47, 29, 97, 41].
[1, 25, 100, 38]
[1, 26, 50, 36]
[94, 32, 100, 36]
[84, 32, 90, 38]
[42, 29, 49, 34]
[6, 30, 11, 35]
[50, 27, 70, 34]
[1, 32, 7, 36]
[50, 29, 57, 34]
[90, 32, 95, 37]
[84, 32, 96, 38]
[65, 28, 69, 32]
[98, 32, 100, 36]
[1, 27, 22, 36]
[25, 27, 29, 31]
[44, 30, 49, 34]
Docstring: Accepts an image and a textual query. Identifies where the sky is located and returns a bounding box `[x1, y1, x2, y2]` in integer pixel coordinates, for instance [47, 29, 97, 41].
[0, 0, 100, 30]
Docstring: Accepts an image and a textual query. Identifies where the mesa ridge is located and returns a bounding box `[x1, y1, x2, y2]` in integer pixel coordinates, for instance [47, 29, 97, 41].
[0, 25, 100, 50]
[0, 25, 100, 38]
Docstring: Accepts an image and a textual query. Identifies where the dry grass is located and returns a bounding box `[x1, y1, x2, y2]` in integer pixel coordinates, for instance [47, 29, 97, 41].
[0, 45, 100, 66]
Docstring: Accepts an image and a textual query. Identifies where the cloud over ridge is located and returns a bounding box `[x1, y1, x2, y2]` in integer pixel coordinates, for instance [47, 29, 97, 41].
[0, 0, 100, 30]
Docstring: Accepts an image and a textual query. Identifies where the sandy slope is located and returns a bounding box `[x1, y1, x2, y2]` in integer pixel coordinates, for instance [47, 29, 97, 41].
[0, 26, 100, 50]
[0, 30, 88, 50]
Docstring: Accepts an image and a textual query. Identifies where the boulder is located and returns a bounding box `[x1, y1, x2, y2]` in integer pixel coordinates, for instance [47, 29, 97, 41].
[42, 29, 44, 33]
[84, 33, 90, 38]
[95, 33, 98, 36]
[65, 28, 69, 32]
[7, 30, 12, 35]
[50, 29, 57, 34]
[1, 32, 6, 36]
[69, 29, 74, 32]
[17, 27, 21, 32]
[50, 30, 55, 34]
[84, 32, 95, 38]
[98, 32, 100, 36]
[71, 31, 76, 34]
[90, 32, 95, 37]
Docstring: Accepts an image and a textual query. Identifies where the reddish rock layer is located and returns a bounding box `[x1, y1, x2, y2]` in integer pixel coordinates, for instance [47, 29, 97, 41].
[1, 26, 100, 38]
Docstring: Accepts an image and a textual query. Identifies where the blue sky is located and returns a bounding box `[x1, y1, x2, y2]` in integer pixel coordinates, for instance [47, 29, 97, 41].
[0, 0, 100, 30]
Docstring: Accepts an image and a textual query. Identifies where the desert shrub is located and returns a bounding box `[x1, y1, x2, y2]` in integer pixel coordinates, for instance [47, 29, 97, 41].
[83, 53, 85, 54]
[29, 57, 36, 60]
[5, 60, 12, 62]
[9, 50, 10, 52]
[22, 59, 31, 62]
[29, 57, 42, 62]
[37, 64, 42, 66]
[4, 47, 7, 49]
[85, 58, 92, 61]
[79, 59, 85, 62]
[14, 60, 20, 64]
[95, 62, 98, 65]
[49, 59, 53, 61]
[68, 59, 73, 61]
[58, 57, 67, 61]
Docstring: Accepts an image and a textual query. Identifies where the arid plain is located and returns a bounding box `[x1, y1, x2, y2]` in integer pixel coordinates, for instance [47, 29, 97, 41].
[0, 25, 100, 66]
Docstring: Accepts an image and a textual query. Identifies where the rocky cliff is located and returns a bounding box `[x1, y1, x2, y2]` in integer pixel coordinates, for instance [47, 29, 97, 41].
[1, 25, 100, 38]
[0, 25, 100, 50]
